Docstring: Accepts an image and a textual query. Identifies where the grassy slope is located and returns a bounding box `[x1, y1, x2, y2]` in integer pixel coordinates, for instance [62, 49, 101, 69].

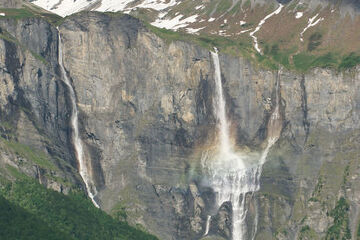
[144, 19, 360, 73]
[0, 2, 62, 25]
[0, 175, 158, 240]
[137, 0, 360, 73]
[0, 194, 71, 240]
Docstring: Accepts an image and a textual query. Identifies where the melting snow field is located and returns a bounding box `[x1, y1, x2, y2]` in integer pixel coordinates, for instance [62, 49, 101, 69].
[186, 27, 205, 34]
[300, 14, 324, 42]
[195, 5, 205, 10]
[151, 14, 198, 30]
[249, 4, 284, 53]
[296, 12, 303, 19]
[33, 0, 202, 32]
[33, 0, 179, 17]
[33, 0, 93, 17]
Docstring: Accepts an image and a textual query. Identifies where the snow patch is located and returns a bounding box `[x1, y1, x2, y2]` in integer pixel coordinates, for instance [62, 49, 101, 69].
[208, 17, 216, 22]
[195, 5, 204, 10]
[300, 14, 324, 42]
[240, 29, 252, 33]
[240, 20, 246, 25]
[186, 27, 205, 34]
[34, 0, 94, 17]
[136, 0, 177, 11]
[295, 12, 303, 19]
[158, 11, 168, 19]
[151, 14, 198, 30]
[33, 0, 179, 17]
[236, 28, 252, 35]
[249, 4, 284, 54]
[0, 13, 5, 16]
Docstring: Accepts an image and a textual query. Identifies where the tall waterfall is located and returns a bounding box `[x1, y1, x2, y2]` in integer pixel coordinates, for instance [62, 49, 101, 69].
[58, 30, 99, 208]
[202, 49, 281, 240]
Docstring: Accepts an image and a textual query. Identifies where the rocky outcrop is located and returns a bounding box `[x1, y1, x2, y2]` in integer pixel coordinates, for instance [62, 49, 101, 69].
[0, 0, 21, 8]
[0, 11, 359, 240]
[0, 17, 84, 192]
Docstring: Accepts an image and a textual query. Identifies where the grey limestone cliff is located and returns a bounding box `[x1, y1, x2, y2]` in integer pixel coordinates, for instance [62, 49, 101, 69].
[0, 11, 359, 240]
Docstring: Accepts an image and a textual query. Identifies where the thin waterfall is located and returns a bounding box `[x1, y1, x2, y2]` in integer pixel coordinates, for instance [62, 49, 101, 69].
[202, 49, 282, 240]
[58, 29, 99, 208]
[204, 215, 212, 236]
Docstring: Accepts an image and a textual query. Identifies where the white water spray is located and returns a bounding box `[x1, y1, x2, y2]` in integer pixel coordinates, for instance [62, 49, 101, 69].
[58, 30, 99, 208]
[203, 49, 281, 240]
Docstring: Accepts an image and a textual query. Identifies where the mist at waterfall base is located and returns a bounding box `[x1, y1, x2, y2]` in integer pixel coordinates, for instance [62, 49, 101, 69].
[200, 49, 279, 240]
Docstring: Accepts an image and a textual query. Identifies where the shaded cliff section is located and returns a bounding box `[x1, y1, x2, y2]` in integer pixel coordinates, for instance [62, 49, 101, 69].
[0, 17, 84, 193]
[256, 68, 360, 239]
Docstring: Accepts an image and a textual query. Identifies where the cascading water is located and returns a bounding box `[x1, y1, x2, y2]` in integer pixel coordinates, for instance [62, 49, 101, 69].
[202, 48, 282, 240]
[58, 30, 99, 208]
[204, 215, 212, 236]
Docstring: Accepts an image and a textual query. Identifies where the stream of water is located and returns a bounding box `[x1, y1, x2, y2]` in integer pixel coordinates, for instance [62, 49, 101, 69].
[58, 30, 99, 208]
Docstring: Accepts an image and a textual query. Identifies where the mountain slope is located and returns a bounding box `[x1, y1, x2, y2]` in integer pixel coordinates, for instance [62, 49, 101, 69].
[0, 177, 157, 240]
[27, 0, 360, 72]
[0, 195, 70, 240]
[0, 2, 359, 240]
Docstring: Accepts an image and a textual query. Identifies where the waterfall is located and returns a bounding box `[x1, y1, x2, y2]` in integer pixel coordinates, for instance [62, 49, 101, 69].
[58, 30, 99, 208]
[211, 48, 233, 159]
[203, 49, 281, 240]
[204, 215, 212, 236]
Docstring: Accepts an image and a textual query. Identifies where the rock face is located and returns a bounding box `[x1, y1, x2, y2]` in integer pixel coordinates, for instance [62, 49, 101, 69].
[0, 16, 82, 190]
[0, 0, 21, 8]
[0, 12, 360, 240]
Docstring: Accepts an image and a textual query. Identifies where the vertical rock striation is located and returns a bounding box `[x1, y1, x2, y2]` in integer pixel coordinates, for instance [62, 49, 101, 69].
[0, 11, 359, 240]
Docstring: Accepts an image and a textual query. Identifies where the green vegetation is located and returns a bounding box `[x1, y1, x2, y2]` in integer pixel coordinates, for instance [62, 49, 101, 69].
[299, 225, 319, 240]
[263, 43, 296, 69]
[146, 22, 252, 55]
[313, 176, 324, 196]
[0, 178, 158, 240]
[243, 0, 251, 9]
[0, 8, 34, 19]
[325, 197, 351, 240]
[292, 51, 360, 72]
[308, 32, 322, 52]
[293, 52, 338, 72]
[215, 0, 232, 14]
[0, 194, 70, 240]
[342, 165, 350, 186]
[0, 3, 62, 25]
[1, 138, 57, 170]
[146, 22, 360, 72]
[339, 52, 360, 70]
[111, 202, 128, 222]
[146, 23, 282, 70]
[228, 1, 242, 15]
[5, 165, 27, 180]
